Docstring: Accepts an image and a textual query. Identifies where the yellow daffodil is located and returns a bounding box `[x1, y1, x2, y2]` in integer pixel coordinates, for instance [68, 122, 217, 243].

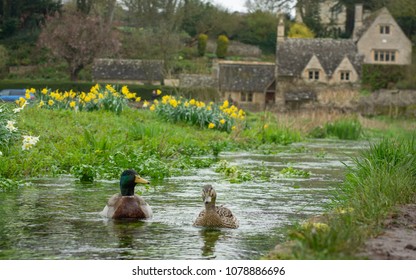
[38, 100, 45, 108]
[208, 123, 215, 129]
[143, 101, 149, 108]
[41, 88, 48, 95]
[70, 101, 76, 108]
[149, 104, 156, 111]
[220, 119, 226, 125]
[156, 89, 162, 95]
[48, 100, 54, 106]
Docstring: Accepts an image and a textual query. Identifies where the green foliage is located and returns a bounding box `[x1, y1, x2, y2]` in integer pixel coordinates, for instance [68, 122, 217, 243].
[215, 160, 253, 183]
[309, 117, 362, 140]
[279, 166, 311, 178]
[361, 64, 408, 90]
[197, 34, 208, 57]
[236, 11, 278, 53]
[216, 35, 229, 59]
[0, 176, 22, 191]
[71, 164, 97, 183]
[288, 22, 315, 38]
[0, 104, 21, 154]
[0, 45, 9, 76]
[324, 118, 362, 140]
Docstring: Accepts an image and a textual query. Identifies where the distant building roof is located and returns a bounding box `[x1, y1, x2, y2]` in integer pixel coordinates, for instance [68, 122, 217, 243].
[93, 59, 164, 82]
[218, 61, 275, 92]
[277, 38, 362, 77]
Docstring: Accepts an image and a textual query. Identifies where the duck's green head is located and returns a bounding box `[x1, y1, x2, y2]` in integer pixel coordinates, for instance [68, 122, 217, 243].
[202, 185, 216, 204]
[120, 169, 149, 196]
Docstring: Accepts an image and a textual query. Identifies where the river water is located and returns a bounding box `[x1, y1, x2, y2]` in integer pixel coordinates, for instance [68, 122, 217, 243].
[0, 139, 367, 259]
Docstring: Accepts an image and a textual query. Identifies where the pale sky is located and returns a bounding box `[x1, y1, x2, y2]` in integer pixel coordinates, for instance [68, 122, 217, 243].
[210, 0, 248, 12]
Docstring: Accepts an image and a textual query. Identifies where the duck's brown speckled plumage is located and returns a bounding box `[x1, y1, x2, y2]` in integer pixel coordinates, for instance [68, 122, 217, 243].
[193, 185, 239, 229]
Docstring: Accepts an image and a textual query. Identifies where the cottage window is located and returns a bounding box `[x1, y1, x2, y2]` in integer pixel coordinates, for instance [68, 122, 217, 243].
[241, 92, 253, 102]
[373, 50, 397, 62]
[380, 25, 390, 34]
[308, 70, 320, 81]
[340, 71, 350, 81]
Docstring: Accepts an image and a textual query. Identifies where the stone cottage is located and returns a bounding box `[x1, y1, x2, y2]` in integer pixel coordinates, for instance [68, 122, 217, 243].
[221, 4, 412, 109]
[217, 61, 275, 111]
[353, 4, 412, 65]
[93, 59, 164, 85]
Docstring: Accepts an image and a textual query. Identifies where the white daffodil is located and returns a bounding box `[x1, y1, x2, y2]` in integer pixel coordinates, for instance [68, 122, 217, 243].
[22, 135, 40, 151]
[6, 120, 17, 132]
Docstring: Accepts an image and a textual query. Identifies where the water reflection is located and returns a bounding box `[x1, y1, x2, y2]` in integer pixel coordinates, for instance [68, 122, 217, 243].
[199, 228, 222, 258]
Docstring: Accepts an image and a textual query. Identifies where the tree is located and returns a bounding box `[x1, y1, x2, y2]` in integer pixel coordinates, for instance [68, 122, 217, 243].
[0, 44, 8, 77]
[197, 33, 208, 56]
[216, 34, 229, 58]
[38, 10, 119, 81]
[0, 0, 62, 37]
[236, 10, 279, 53]
[244, 0, 294, 13]
[288, 22, 315, 38]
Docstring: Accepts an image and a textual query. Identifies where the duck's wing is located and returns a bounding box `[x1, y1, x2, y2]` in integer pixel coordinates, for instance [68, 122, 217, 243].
[193, 209, 206, 226]
[216, 206, 239, 229]
[133, 195, 153, 218]
[100, 194, 120, 218]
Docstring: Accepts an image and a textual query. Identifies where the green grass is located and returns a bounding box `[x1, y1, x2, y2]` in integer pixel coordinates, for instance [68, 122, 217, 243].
[268, 136, 416, 259]
[309, 117, 362, 140]
[0, 101, 304, 182]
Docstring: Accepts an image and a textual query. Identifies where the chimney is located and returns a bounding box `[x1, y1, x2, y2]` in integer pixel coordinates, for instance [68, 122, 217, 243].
[353, 3, 363, 41]
[277, 17, 285, 43]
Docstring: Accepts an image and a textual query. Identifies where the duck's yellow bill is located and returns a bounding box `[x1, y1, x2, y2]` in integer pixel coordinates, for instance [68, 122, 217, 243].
[135, 175, 150, 184]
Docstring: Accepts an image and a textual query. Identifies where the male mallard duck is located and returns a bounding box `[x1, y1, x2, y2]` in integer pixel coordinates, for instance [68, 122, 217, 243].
[193, 185, 239, 229]
[100, 169, 152, 220]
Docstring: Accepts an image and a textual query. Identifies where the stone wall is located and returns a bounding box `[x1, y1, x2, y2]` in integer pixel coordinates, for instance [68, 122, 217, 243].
[179, 74, 217, 89]
[358, 89, 416, 117]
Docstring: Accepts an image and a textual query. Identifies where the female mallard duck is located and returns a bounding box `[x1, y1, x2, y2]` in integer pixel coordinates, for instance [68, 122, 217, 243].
[100, 169, 152, 220]
[193, 185, 239, 229]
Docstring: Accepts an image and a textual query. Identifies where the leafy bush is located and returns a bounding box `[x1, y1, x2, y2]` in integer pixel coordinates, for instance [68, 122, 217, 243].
[362, 64, 407, 90]
[216, 35, 229, 58]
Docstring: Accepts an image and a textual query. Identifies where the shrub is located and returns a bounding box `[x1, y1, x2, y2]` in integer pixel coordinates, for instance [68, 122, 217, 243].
[216, 35, 229, 58]
[197, 34, 208, 57]
[361, 64, 407, 90]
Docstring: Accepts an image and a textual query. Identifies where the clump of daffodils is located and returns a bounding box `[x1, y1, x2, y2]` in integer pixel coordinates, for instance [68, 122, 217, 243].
[33, 84, 141, 114]
[145, 93, 245, 133]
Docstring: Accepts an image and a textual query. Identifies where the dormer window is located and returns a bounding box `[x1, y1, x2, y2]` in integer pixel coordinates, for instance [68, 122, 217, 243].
[380, 25, 390, 34]
[340, 71, 350, 81]
[308, 70, 320, 80]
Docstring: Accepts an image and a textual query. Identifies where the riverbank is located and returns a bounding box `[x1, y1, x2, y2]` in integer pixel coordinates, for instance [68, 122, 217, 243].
[266, 137, 416, 260]
[359, 203, 416, 259]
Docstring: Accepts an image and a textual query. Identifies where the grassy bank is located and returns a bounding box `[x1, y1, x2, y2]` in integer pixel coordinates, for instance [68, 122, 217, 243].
[0, 97, 303, 184]
[267, 136, 416, 259]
